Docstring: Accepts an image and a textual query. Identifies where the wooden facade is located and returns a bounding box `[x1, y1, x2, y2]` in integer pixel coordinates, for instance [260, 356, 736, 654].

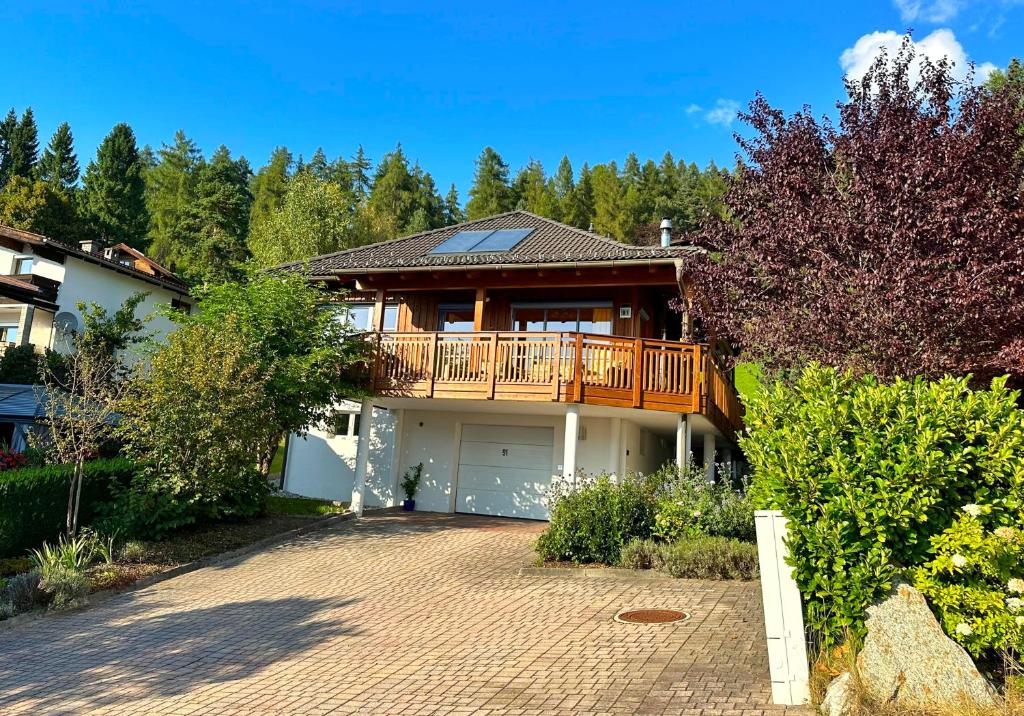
[342, 261, 743, 438]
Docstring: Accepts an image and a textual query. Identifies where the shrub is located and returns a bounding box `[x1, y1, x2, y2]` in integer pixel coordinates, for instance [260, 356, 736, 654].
[0, 458, 136, 556]
[402, 463, 423, 502]
[0, 599, 13, 619]
[913, 505, 1024, 659]
[39, 565, 90, 610]
[115, 322, 273, 539]
[0, 556, 33, 577]
[619, 538, 665, 571]
[536, 474, 656, 565]
[118, 540, 147, 563]
[652, 463, 755, 543]
[660, 537, 760, 580]
[1, 570, 44, 612]
[0, 449, 28, 472]
[743, 366, 1024, 647]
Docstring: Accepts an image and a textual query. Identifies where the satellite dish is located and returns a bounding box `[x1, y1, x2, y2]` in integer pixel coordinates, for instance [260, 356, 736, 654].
[54, 312, 80, 337]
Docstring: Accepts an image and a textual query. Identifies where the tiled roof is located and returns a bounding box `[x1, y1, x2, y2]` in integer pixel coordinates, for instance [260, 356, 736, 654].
[277, 211, 695, 275]
[0, 225, 189, 293]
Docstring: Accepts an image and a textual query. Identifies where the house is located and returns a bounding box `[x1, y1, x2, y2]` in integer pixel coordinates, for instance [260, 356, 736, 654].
[0, 224, 190, 355]
[280, 211, 743, 520]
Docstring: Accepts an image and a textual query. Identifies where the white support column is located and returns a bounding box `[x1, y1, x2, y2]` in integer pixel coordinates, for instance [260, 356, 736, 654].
[607, 417, 622, 480]
[703, 432, 717, 483]
[387, 409, 405, 507]
[721, 446, 733, 482]
[18, 306, 34, 346]
[675, 414, 692, 472]
[351, 398, 374, 517]
[563, 405, 580, 486]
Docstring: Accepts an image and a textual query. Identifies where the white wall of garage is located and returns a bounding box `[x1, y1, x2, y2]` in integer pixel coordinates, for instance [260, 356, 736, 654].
[284, 404, 674, 518]
[283, 401, 397, 507]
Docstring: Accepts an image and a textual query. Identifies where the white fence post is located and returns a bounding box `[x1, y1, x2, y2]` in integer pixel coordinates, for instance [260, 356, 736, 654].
[755, 510, 810, 706]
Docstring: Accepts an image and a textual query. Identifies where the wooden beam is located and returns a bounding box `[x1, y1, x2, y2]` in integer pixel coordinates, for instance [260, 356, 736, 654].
[372, 288, 386, 332]
[354, 265, 679, 291]
[473, 287, 486, 332]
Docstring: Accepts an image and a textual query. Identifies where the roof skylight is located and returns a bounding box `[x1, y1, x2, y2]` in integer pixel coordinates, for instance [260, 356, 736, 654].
[430, 228, 534, 254]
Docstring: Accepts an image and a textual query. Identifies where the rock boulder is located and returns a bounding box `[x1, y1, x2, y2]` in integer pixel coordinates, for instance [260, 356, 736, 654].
[855, 581, 996, 710]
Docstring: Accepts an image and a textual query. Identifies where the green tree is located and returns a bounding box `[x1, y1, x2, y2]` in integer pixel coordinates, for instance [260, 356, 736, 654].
[512, 159, 558, 218]
[443, 183, 464, 224]
[590, 162, 624, 238]
[38, 122, 80, 190]
[40, 294, 146, 535]
[248, 170, 357, 267]
[80, 123, 149, 248]
[172, 145, 253, 282]
[350, 145, 372, 200]
[170, 272, 369, 473]
[117, 320, 273, 534]
[366, 145, 419, 233]
[0, 108, 38, 187]
[466, 146, 512, 219]
[567, 162, 595, 229]
[0, 176, 80, 239]
[145, 130, 203, 262]
[553, 156, 575, 218]
[249, 146, 292, 232]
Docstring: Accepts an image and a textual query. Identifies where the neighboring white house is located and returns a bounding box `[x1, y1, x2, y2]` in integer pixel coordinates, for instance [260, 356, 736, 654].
[279, 212, 744, 521]
[0, 224, 190, 355]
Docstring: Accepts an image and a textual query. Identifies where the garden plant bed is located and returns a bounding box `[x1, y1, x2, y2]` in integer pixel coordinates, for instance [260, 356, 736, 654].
[1, 496, 353, 628]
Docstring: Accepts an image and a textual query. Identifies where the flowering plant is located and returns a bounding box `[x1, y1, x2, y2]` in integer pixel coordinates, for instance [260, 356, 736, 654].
[0, 448, 28, 472]
[914, 502, 1024, 659]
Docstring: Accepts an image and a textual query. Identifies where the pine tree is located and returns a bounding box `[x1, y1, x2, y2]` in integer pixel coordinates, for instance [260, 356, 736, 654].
[80, 123, 149, 248]
[443, 183, 464, 225]
[622, 152, 641, 188]
[512, 159, 558, 218]
[411, 166, 445, 231]
[173, 145, 252, 282]
[0, 109, 16, 187]
[367, 145, 418, 233]
[145, 130, 203, 262]
[249, 146, 292, 231]
[466, 147, 512, 220]
[590, 162, 623, 238]
[38, 122, 80, 190]
[566, 162, 594, 229]
[0, 108, 38, 186]
[350, 146, 372, 200]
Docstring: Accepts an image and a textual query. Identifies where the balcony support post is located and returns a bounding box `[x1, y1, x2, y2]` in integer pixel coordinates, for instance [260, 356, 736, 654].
[351, 398, 375, 517]
[473, 287, 486, 331]
[676, 414, 692, 473]
[563, 404, 580, 487]
[703, 432, 717, 483]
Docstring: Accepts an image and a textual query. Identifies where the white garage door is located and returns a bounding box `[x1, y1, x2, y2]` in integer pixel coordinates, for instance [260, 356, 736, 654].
[455, 424, 555, 520]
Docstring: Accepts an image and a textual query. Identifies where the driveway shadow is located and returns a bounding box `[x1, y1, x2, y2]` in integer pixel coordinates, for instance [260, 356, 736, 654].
[0, 595, 358, 714]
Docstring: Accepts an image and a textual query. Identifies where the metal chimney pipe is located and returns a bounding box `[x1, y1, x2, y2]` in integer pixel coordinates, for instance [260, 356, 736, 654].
[660, 218, 672, 248]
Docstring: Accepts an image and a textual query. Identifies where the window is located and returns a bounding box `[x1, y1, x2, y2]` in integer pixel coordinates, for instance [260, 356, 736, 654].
[343, 303, 399, 332]
[437, 304, 475, 332]
[0, 325, 19, 344]
[329, 412, 360, 437]
[12, 257, 32, 275]
[510, 303, 613, 335]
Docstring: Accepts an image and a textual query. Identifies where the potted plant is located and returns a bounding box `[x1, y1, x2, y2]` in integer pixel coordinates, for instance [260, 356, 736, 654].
[401, 463, 423, 511]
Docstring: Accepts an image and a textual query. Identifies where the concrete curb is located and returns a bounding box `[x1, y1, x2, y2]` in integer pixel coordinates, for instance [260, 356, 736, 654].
[0, 507, 388, 634]
[518, 565, 676, 582]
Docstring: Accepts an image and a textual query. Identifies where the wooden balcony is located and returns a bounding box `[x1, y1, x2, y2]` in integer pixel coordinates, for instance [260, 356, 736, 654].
[371, 332, 744, 436]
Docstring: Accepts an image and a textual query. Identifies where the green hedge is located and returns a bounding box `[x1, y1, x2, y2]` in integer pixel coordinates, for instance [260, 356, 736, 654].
[743, 365, 1024, 647]
[0, 458, 136, 556]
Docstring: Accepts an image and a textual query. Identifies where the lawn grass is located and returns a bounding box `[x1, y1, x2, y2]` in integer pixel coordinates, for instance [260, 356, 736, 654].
[266, 494, 348, 516]
[268, 438, 287, 476]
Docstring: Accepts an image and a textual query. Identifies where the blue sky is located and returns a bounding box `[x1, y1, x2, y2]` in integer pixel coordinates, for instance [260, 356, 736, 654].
[1, 1, 1021, 196]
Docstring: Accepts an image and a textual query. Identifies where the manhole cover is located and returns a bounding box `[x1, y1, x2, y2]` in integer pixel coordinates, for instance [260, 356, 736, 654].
[614, 608, 690, 625]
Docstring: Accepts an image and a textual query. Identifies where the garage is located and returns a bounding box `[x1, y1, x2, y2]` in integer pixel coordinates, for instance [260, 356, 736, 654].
[455, 424, 555, 520]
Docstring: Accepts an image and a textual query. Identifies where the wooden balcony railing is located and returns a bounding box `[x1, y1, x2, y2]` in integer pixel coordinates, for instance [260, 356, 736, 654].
[371, 331, 744, 436]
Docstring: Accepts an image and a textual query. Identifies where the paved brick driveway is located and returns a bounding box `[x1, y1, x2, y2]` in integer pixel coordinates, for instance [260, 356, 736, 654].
[0, 513, 803, 715]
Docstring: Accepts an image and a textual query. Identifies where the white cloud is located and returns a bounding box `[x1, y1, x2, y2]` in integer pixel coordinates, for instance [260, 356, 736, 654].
[840, 28, 996, 85]
[686, 99, 740, 127]
[893, 0, 963, 22]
